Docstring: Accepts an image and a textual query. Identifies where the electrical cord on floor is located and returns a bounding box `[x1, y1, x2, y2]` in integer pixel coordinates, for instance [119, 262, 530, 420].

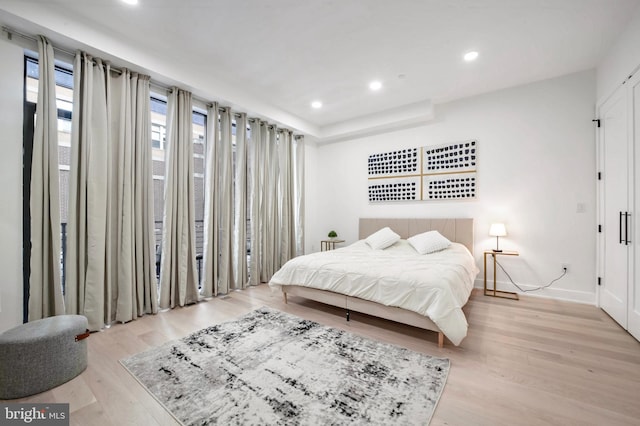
[495, 259, 567, 292]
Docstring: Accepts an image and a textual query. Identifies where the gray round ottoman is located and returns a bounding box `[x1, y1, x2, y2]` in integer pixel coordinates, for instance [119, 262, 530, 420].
[0, 315, 89, 400]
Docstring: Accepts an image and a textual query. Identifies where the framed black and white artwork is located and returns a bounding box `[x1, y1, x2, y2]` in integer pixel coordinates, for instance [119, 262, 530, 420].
[367, 140, 477, 202]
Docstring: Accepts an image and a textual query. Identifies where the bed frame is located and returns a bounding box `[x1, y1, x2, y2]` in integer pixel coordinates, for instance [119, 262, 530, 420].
[281, 218, 474, 347]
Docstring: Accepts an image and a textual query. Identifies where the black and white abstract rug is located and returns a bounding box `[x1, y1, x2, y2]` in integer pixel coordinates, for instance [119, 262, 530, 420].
[120, 307, 449, 425]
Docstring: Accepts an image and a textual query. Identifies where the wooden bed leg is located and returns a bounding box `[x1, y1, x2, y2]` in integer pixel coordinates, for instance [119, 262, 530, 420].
[283, 292, 288, 304]
[438, 332, 444, 348]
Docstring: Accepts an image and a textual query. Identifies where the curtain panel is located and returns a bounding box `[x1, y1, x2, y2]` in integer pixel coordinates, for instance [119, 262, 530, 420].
[110, 71, 158, 321]
[233, 113, 248, 290]
[66, 52, 157, 330]
[201, 105, 234, 296]
[247, 123, 302, 284]
[29, 35, 65, 320]
[277, 130, 295, 268]
[201, 103, 219, 297]
[293, 136, 305, 256]
[65, 53, 111, 330]
[159, 88, 199, 309]
[263, 125, 279, 281]
[217, 109, 234, 294]
[247, 120, 263, 287]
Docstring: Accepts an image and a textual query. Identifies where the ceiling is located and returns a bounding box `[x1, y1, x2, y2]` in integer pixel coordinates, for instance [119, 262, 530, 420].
[0, 0, 638, 140]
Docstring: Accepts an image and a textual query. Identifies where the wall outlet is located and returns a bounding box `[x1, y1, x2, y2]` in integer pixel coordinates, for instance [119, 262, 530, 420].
[561, 263, 570, 273]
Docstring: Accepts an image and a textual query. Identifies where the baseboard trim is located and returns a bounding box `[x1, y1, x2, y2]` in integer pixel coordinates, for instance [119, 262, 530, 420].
[474, 279, 596, 305]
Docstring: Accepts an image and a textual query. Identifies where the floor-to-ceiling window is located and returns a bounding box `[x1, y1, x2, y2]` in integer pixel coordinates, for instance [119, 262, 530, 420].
[23, 59, 209, 307]
[23, 53, 279, 315]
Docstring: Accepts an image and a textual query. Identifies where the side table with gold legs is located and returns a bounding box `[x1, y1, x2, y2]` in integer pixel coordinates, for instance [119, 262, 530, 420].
[321, 239, 345, 251]
[483, 250, 519, 300]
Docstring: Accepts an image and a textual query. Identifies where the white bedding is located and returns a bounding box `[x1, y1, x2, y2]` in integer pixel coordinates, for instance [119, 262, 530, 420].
[268, 240, 479, 345]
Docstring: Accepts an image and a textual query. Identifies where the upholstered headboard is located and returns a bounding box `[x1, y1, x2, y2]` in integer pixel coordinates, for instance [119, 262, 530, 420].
[359, 218, 474, 254]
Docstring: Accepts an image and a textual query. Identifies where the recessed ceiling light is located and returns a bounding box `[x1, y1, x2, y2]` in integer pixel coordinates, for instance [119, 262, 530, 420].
[464, 51, 479, 62]
[369, 81, 383, 91]
[121, 0, 139, 5]
[311, 101, 322, 109]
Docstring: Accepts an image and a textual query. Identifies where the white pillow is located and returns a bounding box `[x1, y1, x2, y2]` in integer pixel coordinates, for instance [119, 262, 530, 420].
[365, 227, 401, 250]
[408, 230, 451, 254]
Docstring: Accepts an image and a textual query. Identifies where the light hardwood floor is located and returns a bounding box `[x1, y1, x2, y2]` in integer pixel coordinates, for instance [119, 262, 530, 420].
[7, 285, 640, 425]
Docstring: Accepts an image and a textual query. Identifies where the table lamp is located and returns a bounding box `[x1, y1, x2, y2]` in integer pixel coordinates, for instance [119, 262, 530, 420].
[489, 223, 507, 252]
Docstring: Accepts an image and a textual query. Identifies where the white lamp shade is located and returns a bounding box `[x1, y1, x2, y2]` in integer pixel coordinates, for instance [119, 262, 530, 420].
[489, 223, 507, 237]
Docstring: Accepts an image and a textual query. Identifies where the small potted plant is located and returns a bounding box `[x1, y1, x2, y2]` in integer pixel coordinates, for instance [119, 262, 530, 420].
[328, 230, 338, 240]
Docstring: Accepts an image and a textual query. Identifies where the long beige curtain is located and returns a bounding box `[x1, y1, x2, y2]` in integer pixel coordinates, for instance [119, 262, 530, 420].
[159, 88, 199, 308]
[277, 130, 295, 267]
[233, 113, 248, 289]
[110, 71, 158, 321]
[29, 35, 65, 320]
[65, 53, 111, 331]
[217, 108, 234, 293]
[293, 136, 305, 256]
[201, 105, 235, 295]
[246, 123, 301, 284]
[247, 120, 263, 286]
[201, 103, 219, 297]
[66, 52, 157, 330]
[263, 126, 279, 281]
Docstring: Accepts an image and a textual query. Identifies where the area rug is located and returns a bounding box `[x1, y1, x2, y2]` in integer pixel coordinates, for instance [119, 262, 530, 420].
[120, 307, 449, 425]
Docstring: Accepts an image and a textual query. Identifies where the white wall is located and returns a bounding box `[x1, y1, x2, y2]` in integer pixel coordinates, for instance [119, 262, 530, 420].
[306, 70, 597, 304]
[597, 4, 640, 101]
[0, 38, 25, 331]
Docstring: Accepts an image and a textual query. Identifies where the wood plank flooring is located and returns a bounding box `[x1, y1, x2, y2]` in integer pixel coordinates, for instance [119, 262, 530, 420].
[6, 286, 640, 425]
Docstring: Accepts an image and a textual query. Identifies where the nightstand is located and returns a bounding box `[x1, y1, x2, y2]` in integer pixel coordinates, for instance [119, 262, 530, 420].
[321, 239, 345, 251]
[483, 250, 519, 300]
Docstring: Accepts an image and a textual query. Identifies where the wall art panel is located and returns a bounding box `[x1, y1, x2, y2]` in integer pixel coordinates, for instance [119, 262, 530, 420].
[368, 176, 420, 202]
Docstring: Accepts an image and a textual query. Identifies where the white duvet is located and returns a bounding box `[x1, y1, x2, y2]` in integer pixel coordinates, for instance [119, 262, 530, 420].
[269, 240, 479, 346]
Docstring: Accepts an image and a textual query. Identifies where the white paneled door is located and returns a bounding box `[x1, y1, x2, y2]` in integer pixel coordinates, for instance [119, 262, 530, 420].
[598, 71, 640, 342]
[598, 84, 629, 329]
[629, 75, 640, 341]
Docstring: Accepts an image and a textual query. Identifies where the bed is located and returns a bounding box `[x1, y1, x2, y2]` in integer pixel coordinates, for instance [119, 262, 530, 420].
[268, 218, 478, 347]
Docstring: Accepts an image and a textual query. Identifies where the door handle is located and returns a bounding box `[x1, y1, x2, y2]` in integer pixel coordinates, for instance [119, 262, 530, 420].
[625, 212, 631, 245]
